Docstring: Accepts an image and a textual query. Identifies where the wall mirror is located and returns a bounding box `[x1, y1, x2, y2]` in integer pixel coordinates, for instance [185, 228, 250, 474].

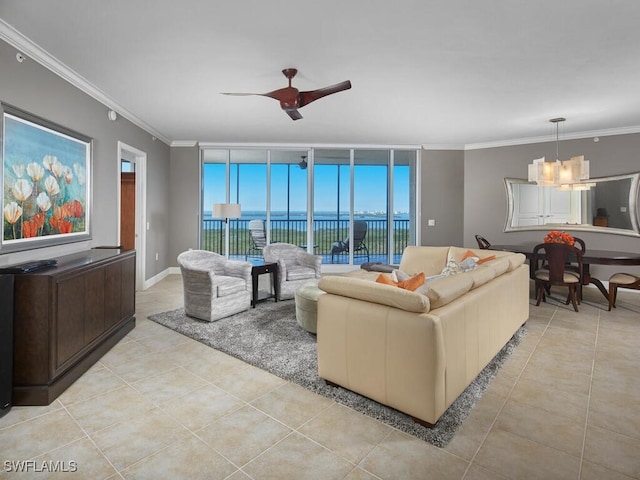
[504, 172, 640, 237]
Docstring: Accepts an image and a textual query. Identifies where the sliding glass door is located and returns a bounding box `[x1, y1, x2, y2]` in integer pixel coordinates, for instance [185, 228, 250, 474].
[201, 146, 418, 264]
[354, 150, 389, 265]
[270, 150, 309, 247]
[313, 150, 350, 263]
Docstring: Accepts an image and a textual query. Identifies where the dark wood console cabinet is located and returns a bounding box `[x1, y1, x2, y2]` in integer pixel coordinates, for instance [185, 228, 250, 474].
[12, 249, 136, 405]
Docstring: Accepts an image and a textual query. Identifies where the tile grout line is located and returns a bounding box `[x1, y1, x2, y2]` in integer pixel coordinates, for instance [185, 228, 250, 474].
[460, 307, 556, 479]
[577, 305, 600, 480]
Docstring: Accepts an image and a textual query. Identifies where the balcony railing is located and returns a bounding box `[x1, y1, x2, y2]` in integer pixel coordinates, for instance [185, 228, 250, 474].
[201, 218, 410, 264]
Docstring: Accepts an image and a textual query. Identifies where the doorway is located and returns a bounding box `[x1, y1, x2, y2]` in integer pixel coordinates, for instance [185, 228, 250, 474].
[118, 141, 147, 291]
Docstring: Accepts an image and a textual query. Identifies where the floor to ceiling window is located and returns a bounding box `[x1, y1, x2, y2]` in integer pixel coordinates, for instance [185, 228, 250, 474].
[313, 150, 350, 263]
[270, 150, 309, 247]
[393, 150, 417, 262]
[354, 150, 389, 265]
[201, 146, 418, 264]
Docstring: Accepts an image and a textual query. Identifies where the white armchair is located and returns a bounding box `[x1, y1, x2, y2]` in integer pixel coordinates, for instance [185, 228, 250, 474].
[177, 250, 252, 321]
[263, 243, 322, 300]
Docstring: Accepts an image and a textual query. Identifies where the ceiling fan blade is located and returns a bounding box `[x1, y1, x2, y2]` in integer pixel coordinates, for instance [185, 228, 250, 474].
[298, 80, 352, 107]
[220, 92, 262, 96]
[285, 109, 303, 121]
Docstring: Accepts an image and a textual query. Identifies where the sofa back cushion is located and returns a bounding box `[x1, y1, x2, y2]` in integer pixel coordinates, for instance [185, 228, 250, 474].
[399, 246, 451, 277]
[417, 274, 474, 309]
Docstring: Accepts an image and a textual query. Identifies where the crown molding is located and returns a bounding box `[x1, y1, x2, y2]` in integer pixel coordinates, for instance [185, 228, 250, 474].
[463, 124, 640, 150]
[0, 20, 172, 146]
[197, 142, 422, 150]
[420, 144, 466, 151]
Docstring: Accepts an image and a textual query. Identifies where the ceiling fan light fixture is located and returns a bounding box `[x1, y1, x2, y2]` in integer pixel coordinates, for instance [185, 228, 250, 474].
[221, 68, 352, 121]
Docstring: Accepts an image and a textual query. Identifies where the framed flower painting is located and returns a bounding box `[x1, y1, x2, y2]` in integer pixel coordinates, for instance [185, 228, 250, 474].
[1, 103, 92, 253]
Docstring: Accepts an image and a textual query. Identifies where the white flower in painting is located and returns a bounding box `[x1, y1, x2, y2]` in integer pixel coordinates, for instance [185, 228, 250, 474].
[51, 159, 64, 179]
[42, 154, 57, 171]
[12, 163, 25, 178]
[36, 192, 52, 212]
[11, 179, 33, 202]
[3, 201, 22, 224]
[27, 162, 45, 183]
[44, 175, 60, 196]
[73, 163, 86, 185]
[63, 166, 73, 184]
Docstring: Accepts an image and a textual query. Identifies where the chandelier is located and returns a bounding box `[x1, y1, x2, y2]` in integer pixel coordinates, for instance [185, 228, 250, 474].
[528, 118, 594, 190]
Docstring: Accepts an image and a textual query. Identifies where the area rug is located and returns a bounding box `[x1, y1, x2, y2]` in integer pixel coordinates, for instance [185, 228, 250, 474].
[148, 301, 525, 447]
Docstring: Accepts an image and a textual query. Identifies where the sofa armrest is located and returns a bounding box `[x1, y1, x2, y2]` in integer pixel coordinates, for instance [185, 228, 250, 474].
[318, 276, 430, 313]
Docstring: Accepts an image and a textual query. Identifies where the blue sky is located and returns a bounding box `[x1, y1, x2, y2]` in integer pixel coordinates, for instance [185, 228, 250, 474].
[203, 163, 410, 214]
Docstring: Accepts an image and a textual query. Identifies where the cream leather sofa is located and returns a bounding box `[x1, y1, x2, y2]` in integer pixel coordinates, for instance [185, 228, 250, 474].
[317, 246, 529, 426]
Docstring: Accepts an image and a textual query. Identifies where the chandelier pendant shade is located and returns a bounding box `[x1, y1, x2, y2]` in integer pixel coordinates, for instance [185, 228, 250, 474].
[527, 118, 592, 190]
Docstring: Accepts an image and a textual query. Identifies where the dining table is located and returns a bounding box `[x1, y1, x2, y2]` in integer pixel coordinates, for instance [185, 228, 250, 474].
[488, 243, 640, 301]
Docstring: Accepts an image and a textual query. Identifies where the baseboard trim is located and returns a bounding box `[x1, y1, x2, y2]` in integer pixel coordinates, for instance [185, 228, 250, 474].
[142, 268, 175, 290]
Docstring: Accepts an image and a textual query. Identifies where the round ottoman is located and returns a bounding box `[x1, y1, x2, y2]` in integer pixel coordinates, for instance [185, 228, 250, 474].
[294, 281, 325, 333]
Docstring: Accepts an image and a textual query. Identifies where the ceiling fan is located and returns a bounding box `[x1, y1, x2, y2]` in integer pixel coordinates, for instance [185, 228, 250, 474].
[221, 68, 352, 120]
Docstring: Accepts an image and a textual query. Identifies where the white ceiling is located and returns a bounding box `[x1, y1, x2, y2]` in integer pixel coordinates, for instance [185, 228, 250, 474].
[1, 0, 640, 148]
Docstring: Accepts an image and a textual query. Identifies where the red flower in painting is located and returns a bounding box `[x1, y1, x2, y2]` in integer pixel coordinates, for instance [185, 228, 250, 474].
[71, 200, 83, 218]
[33, 212, 45, 229]
[22, 220, 39, 238]
[544, 230, 575, 246]
[58, 220, 73, 234]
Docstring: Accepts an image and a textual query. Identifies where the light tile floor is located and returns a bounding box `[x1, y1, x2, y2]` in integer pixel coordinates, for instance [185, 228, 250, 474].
[1, 274, 639, 479]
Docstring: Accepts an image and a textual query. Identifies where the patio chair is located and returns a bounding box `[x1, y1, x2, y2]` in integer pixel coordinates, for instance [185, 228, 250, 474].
[330, 220, 370, 263]
[245, 219, 267, 259]
[532, 242, 584, 312]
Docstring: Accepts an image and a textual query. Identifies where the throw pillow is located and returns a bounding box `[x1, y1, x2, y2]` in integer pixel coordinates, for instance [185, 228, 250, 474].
[460, 248, 496, 265]
[441, 257, 463, 276]
[460, 249, 480, 262]
[397, 272, 425, 291]
[375, 272, 425, 291]
[395, 269, 412, 282]
[459, 257, 479, 272]
[477, 255, 496, 264]
[375, 274, 397, 286]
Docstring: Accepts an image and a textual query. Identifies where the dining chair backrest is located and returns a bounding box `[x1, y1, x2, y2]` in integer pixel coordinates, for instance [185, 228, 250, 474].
[475, 235, 491, 249]
[572, 236, 586, 253]
[533, 242, 584, 285]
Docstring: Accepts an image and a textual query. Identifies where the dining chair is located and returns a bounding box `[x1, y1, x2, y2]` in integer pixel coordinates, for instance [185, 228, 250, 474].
[532, 242, 584, 312]
[607, 272, 640, 310]
[536, 236, 587, 300]
[474, 235, 491, 249]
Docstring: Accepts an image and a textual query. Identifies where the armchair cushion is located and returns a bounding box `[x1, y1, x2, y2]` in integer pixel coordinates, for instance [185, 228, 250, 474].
[214, 275, 248, 297]
[287, 265, 317, 281]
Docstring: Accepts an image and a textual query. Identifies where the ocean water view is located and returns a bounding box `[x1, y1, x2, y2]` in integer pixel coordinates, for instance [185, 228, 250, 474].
[203, 210, 410, 222]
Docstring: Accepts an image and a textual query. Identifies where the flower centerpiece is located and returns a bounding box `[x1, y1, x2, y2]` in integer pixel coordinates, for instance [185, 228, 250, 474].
[544, 230, 575, 246]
